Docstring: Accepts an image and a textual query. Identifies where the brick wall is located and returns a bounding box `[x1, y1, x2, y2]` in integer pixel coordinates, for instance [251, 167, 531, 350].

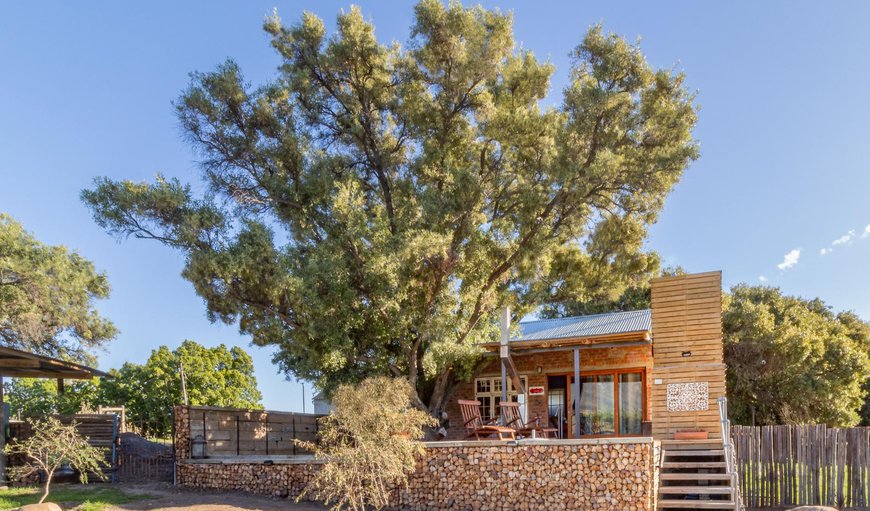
[445, 346, 653, 439]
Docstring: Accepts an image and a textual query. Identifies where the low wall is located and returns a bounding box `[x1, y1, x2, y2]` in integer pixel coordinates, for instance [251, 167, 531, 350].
[401, 439, 654, 511]
[176, 457, 322, 499]
[173, 405, 654, 510]
[175, 439, 654, 511]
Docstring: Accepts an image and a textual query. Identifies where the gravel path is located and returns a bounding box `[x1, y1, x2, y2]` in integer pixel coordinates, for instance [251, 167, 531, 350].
[109, 483, 327, 511]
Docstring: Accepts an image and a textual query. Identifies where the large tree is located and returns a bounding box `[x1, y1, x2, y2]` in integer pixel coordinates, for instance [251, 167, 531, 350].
[0, 214, 116, 362]
[99, 340, 262, 436]
[82, 1, 698, 413]
[724, 285, 870, 427]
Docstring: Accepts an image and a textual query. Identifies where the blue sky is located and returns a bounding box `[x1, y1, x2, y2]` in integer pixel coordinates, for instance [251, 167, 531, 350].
[2, 1, 870, 411]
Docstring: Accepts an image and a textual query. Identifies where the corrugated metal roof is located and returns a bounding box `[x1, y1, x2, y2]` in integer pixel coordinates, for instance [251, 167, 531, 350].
[514, 309, 651, 342]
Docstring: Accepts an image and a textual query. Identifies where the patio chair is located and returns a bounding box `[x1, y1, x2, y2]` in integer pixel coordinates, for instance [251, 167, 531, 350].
[457, 399, 516, 440]
[499, 401, 558, 439]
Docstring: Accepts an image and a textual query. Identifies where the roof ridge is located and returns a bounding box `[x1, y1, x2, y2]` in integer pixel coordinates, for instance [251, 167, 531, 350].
[519, 308, 651, 325]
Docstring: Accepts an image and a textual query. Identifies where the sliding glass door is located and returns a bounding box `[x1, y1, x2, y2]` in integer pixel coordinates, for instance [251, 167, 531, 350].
[567, 369, 645, 437]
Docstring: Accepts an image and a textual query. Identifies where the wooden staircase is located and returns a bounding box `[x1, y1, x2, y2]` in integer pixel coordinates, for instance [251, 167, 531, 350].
[657, 439, 739, 510]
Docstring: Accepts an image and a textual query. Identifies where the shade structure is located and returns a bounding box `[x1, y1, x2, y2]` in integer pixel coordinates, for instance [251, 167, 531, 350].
[0, 345, 108, 379]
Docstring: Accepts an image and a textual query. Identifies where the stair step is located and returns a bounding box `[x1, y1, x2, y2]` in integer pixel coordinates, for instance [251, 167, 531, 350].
[660, 440, 724, 450]
[660, 473, 732, 481]
[662, 461, 727, 469]
[665, 449, 725, 457]
[658, 499, 735, 509]
[659, 486, 733, 495]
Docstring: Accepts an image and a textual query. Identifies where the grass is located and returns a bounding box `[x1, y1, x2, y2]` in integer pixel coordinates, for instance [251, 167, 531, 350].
[0, 485, 155, 511]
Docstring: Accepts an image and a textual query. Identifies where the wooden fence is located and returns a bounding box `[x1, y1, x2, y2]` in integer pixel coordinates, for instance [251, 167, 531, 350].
[8, 414, 119, 482]
[733, 425, 870, 509]
[187, 406, 323, 457]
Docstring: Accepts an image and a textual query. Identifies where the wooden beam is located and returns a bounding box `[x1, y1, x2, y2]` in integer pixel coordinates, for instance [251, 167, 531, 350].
[57, 378, 65, 395]
[499, 307, 525, 396]
[0, 358, 40, 368]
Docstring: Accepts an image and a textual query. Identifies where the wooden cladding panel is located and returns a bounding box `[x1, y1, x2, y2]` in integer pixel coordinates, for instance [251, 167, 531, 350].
[187, 406, 322, 457]
[650, 271, 726, 440]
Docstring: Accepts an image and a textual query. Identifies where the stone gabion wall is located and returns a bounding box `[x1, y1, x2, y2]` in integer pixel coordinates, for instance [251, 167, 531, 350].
[174, 440, 653, 511]
[398, 441, 653, 511]
[174, 405, 653, 510]
[175, 460, 321, 499]
[174, 405, 191, 460]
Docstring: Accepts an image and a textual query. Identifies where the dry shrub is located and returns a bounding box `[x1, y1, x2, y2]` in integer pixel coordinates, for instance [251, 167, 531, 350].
[297, 377, 438, 511]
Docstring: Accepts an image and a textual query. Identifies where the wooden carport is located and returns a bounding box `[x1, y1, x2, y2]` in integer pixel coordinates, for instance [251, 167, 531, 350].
[0, 346, 108, 485]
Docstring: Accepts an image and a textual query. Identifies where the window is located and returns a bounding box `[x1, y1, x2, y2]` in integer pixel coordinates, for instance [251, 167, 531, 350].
[569, 369, 645, 437]
[474, 376, 527, 423]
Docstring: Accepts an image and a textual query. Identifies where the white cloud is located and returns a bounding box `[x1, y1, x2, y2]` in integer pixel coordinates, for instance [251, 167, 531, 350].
[820, 248, 831, 256]
[758, 275, 768, 282]
[777, 249, 801, 270]
[832, 230, 856, 246]
[864, 224, 870, 238]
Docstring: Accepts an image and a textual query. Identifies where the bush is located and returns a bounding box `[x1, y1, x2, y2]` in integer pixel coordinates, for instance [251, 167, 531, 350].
[4, 418, 106, 503]
[297, 377, 438, 511]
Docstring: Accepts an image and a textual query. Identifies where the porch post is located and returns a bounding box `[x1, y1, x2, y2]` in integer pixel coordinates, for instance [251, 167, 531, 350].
[500, 307, 509, 408]
[573, 348, 581, 438]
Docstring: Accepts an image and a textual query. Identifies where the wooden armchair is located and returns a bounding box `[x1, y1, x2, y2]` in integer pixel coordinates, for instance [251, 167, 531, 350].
[457, 400, 516, 440]
[499, 401, 558, 439]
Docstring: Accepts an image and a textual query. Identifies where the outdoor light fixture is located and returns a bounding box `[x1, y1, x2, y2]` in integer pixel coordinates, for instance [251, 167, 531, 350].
[537, 366, 542, 374]
[191, 434, 207, 459]
[681, 351, 692, 358]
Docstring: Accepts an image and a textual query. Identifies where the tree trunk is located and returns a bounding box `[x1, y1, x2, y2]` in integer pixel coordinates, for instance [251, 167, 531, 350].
[39, 469, 54, 504]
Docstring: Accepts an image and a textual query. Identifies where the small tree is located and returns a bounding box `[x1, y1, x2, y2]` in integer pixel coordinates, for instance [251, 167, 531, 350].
[298, 377, 438, 511]
[5, 417, 106, 503]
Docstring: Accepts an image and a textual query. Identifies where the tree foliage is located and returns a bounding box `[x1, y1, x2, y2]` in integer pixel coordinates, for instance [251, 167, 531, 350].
[297, 377, 437, 511]
[0, 214, 116, 361]
[724, 285, 870, 427]
[99, 340, 263, 436]
[3, 340, 262, 437]
[3, 378, 99, 418]
[82, 1, 698, 413]
[5, 417, 106, 503]
[539, 265, 685, 317]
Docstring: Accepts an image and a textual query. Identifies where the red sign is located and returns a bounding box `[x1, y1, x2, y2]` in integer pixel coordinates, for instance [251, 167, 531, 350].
[528, 386, 545, 395]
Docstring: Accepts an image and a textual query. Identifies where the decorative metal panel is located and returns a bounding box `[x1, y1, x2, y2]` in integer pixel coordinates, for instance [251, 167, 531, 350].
[666, 382, 709, 412]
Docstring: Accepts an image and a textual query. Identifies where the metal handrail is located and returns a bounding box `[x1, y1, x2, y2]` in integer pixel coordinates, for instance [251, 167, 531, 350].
[718, 397, 741, 511]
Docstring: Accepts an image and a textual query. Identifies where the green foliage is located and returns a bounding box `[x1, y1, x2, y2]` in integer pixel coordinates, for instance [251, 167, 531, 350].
[82, 1, 698, 412]
[3, 378, 99, 418]
[539, 265, 685, 317]
[0, 214, 116, 361]
[0, 485, 153, 511]
[5, 418, 107, 504]
[4, 341, 262, 437]
[724, 285, 870, 427]
[297, 377, 438, 511]
[99, 340, 263, 437]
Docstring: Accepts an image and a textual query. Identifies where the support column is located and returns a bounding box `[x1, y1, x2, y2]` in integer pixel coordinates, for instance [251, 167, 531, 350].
[0, 375, 6, 488]
[500, 307, 509, 409]
[573, 348, 581, 438]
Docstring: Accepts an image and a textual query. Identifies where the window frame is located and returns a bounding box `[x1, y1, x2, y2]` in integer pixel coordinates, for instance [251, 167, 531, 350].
[474, 375, 528, 423]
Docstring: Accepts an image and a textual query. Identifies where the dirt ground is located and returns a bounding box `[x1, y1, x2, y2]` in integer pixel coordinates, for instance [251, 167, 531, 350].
[109, 483, 327, 511]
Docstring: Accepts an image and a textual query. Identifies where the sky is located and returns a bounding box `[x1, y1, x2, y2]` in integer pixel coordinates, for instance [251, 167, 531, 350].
[2, 1, 870, 411]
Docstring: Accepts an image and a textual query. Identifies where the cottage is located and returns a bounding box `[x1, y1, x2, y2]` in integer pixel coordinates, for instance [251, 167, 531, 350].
[445, 270, 726, 443]
[173, 270, 738, 510]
